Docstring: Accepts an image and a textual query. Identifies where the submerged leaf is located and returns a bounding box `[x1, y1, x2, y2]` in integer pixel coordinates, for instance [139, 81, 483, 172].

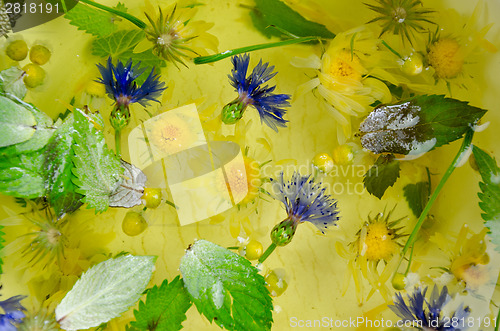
[0, 96, 36, 148]
[472, 146, 500, 251]
[130, 276, 192, 331]
[109, 160, 146, 208]
[55, 255, 156, 330]
[180, 240, 273, 331]
[403, 181, 430, 218]
[71, 108, 123, 213]
[0, 66, 27, 99]
[359, 95, 487, 155]
[65, 2, 127, 37]
[250, 0, 335, 39]
[363, 154, 400, 199]
[0, 150, 45, 198]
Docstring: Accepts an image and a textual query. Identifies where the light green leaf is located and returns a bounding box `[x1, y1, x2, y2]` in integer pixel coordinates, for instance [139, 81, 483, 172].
[130, 276, 192, 331]
[472, 146, 500, 251]
[359, 95, 487, 155]
[0, 67, 27, 99]
[363, 154, 400, 199]
[0, 96, 36, 147]
[0, 150, 46, 198]
[250, 0, 335, 39]
[55, 254, 157, 330]
[71, 108, 123, 213]
[43, 114, 83, 218]
[180, 240, 273, 331]
[65, 2, 127, 37]
[109, 160, 146, 208]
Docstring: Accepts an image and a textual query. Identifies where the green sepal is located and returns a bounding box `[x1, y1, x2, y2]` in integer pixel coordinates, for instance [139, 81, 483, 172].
[221, 99, 247, 125]
[270, 217, 298, 246]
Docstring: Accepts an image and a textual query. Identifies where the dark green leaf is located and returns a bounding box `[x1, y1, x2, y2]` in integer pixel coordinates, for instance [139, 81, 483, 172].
[250, 0, 335, 39]
[43, 114, 83, 218]
[0, 150, 45, 199]
[180, 240, 273, 331]
[359, 95, 487, 155]
[65, 2, 127, 37]
[472, 146, 500, 251]
[403, 181, 429, 217]
[363, 154, 400, 199]
[71, 108, 123, 213]
[130, 276, 192, 331]
[0, 66, 27, 99]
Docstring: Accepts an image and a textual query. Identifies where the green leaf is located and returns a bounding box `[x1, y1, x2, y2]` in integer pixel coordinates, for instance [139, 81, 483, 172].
[250, 0, 335, 39]
[0, 225, 5, 274]
[0, 66, 27, 99]
[109, 160, 146, 208]
[0, 96, 36, 148]
[0, 150, 46, 198]
[55, 255, 156, 330]
[180, 240, 273, 331]
[65, 2, 127, 37]
[359, 95, 487, 155]
[403, 181, 430, 218]
[363, 154, 400, 199]
[43, 114, 83, 218]
[71, 108, 123, 213]
[0, 97, 55, 156]
[130, 276, 192, 331]
[472, 146, 500, 251]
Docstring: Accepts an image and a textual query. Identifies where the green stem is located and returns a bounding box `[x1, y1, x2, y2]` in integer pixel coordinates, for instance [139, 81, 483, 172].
[258, 243, 277, 264]
[495, 307, 500, 331]
[381, 40, 402, 58]
[396, 130, 474, 274]
[227, 246, 239, 250]
[115, 129, 121, 158]
[194, 36, 319, 64]
[79, 0, 147, 29]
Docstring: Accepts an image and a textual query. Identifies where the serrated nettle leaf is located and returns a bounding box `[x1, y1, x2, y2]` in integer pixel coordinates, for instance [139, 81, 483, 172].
[65, 2, 127, 37]
[0, 150, 46, 198]
[0, 66, 27, 99]
[363, 154, 400, 199]
[71, 108, 123, 213]
[359, 95, 487, 155]
[55, 254, 156, 330]
[250, 0, 335, 39]
[43, 114, 83, 218]
[0, 95, 36, 148]
[109, 160, 146, 208]
[130, 276, 192, 331]
[403, 181, 430, 218]
[180, 240, 273, 331]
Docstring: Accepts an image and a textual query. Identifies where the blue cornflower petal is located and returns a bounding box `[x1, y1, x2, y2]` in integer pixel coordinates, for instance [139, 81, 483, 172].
[269, 172, 340, 233]
[228, 54, 291, 132]
[0, 295, 26, 330]
[97, 57, 166, 108]
[389, 285, 470, 331]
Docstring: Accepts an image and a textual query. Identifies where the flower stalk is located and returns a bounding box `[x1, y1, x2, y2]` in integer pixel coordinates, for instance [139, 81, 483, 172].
[79, 0, 147, 29]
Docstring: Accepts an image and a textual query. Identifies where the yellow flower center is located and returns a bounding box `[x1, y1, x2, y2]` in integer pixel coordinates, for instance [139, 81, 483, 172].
[327, 50, 363, 83]
[223, 157, 261, 205]
[427, 38, 464, 79]
[360, 222, 397, 261]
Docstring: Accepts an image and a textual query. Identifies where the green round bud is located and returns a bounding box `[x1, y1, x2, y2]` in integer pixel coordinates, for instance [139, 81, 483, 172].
[6, 40, 28, 61]
[30, 45, 51, 65]
[22, 63, 46, 88]
[392, 273, 406, 290]
[270, 217, 298, 246]
[110, 106, 130, 131]
[222, 99, 246, 125]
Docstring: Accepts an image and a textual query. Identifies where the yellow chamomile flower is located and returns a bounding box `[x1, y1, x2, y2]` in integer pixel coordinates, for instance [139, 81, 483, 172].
[291, 26, 392, 144]
[143, 0, 218, 67]
[336, 207, 406, 304]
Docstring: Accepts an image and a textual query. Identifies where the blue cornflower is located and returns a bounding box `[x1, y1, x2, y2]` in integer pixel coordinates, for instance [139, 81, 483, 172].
[389, 285, 470, 331]
[0, 294, 27, 330]
[97, 57, 167, 132]
[222, 54, 291, 132]
[268, 172, 340, 246]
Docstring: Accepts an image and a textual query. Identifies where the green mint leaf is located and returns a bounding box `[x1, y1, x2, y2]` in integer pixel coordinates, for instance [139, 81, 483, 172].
[43, 113, 83, 218]
[359, 95, 487, 155]
[403, 181, 430, 218]
[55, 254, 156, 330]
[0, 97, 55, 156]
[109, 160, 146, 208]
[250, 0, 335, 39]
[65, 2, 127, 37]
[71, 108, 123, 213]
[0, 95, 36, 147]
[180, 240, 273, 331]
[0, 150, 46, 198]
[472, 146, 500, 250]
[0, 67, 27, 99]
[130, 276, 192, 331]
[363, 154, 400, 199]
